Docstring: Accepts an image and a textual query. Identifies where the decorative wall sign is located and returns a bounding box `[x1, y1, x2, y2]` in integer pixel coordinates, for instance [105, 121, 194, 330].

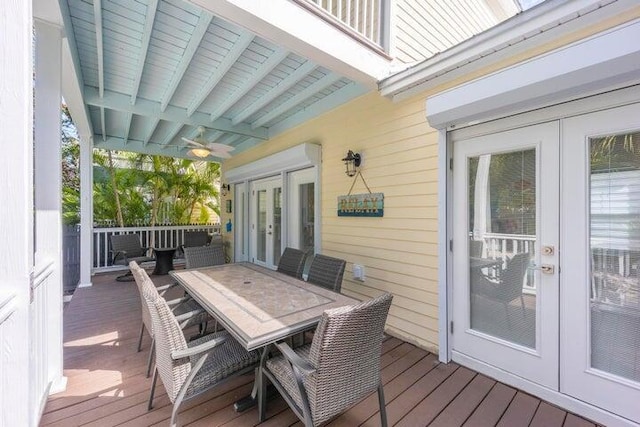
[337, 192, 384, 217]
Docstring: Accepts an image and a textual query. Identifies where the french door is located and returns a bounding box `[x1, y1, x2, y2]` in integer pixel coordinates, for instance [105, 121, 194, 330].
[250, 177, 282, 269]
[452, 122, 560, 389]
[452, 104, 640, 422]
[561, 104, 640, 422]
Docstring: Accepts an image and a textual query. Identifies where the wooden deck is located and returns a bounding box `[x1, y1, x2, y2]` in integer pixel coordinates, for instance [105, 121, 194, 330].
[42, 270, 599, 427]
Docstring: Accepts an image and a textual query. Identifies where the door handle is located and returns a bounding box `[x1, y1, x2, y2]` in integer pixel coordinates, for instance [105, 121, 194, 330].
[528, 263, 554, 274]
[267, 232, 272, 235]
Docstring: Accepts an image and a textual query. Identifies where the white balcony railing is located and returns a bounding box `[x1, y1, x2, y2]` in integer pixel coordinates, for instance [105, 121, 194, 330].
[92, 224, 221, 272]
[296, 0, 389, 51]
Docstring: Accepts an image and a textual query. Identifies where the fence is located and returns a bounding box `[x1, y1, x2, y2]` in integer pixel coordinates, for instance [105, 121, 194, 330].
[63, 225, 81, 293]
[93, 224, 221, 271]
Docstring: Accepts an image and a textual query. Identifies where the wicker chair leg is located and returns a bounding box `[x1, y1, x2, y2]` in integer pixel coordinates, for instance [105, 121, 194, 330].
[137, 323, 145, 352]
[378, 383, 388, 427]
[148, 368, 158, 411]
[146, 338, 155, 378]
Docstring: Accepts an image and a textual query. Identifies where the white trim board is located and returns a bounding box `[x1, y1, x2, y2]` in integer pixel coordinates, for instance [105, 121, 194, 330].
[426, 18, 640, 129]
[224, 143, 321, 183]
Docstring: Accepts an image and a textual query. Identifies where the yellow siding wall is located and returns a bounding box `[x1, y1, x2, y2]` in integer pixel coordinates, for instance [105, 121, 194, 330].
[221, 91, 439, 352]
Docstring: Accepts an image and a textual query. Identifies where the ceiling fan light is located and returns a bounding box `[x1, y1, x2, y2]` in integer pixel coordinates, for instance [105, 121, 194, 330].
[190, 147, 210, 158]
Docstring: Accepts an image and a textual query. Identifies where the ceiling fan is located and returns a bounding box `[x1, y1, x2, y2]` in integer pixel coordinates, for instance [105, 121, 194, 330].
[180, 126, 235, 159]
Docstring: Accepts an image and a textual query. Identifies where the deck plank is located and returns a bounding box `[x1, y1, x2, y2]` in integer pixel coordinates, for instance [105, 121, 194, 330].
[463, 382, 517, 427]
[564, 413, 597, 427]
[429, 374, 496, 427]
[42, 271, 600, 427]
[530, 402, 567, 427]
[496, 392, 540, 427]
[394, 366, 477, 427]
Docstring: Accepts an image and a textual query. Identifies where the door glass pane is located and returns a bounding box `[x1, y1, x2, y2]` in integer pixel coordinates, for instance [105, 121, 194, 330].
[299, 183, 315, 253]
[468, 150, 536, 348]
[590, 131, 640, 382]
[257, 189, 266, 262]
[273, 187, 282, 266]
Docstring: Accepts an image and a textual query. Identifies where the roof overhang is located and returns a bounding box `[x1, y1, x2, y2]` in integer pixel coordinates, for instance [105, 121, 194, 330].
[44, 0, 382, 162]
[426, 17, 640, 129]
[187, 0, 392, 85]
[380, 0, 640, 102]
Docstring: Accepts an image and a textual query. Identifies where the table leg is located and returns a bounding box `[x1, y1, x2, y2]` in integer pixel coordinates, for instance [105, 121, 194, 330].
[233, 346, 277, 412]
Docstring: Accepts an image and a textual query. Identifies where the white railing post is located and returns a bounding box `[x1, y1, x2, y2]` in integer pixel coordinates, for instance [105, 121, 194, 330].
[79, 134, 94, 287]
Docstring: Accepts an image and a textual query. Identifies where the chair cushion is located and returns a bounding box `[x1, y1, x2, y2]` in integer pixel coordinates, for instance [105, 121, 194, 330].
[185, 331, 261, 400]
[265, 344, 314, 412]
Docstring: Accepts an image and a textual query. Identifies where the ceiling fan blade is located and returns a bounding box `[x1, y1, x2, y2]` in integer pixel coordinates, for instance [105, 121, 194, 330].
[181, 136, 206, 148]
[206, 142, 235, 152]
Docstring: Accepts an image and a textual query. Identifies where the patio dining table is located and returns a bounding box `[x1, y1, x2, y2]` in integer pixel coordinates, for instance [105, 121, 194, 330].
[169, 262, 359, 411]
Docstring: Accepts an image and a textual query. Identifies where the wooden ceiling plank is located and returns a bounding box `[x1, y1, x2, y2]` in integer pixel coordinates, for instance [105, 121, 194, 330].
[232, 60, 316, 125]
[130, 0, 159, 105]
[143, 117, 160, 146]
[208, 48, 289, 122]
[186, 31, 254, 117]
[160, 11, 214, 111]
[93, 0, 105, 98]
[251, 72, 342, 129]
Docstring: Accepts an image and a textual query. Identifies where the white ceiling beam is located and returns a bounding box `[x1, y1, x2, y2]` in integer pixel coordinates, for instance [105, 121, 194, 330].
[188, 0, 388, 85]
[251, 72, 342, 129]
[143, 117, 160, 146]
[93, 0, 104, 98]
[186, 32, 254, 117]
[95, 137, 228, 162]
[100, 107, 107, 141]
[94, 0, 106, 141]
[160, 11, 213, 112]
[160, 122, 184, 146]
[58, 0, 94, 137]
[84, 87, 269, 140]
[232, 60, 316, 125]
[209, 48, 289, 122]
[123, 112, 133, 144]
[130, 0, 159, 105]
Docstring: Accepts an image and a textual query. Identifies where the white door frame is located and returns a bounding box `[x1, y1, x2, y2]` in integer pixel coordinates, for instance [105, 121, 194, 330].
[250, 176, 282, 269]
[438, 86, 640, 427]
[451, 122, 560, 389]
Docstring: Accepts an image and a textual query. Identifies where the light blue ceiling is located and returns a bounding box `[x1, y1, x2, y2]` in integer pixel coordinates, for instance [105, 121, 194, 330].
[60, 0, 367, 161]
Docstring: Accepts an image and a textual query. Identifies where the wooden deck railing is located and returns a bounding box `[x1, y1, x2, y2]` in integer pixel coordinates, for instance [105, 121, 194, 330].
[92, 224, 221, 272]
[296, 0, 389, 51]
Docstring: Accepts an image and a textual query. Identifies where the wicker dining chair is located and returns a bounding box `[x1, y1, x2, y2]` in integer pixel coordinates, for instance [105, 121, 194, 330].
[183, 230, 210, 248]
[306, 254, 346, 292]
[129, 262, 208, 378]
[110, 234, 155, 281]
[259, 293, 393, 427]
[146, 288, 260, 427]
[277, 247, 308, 279]
[184, 245, 225, 269]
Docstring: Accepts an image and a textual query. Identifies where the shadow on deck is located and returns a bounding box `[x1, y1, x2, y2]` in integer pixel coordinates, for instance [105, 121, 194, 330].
[42, 271, 598, 427]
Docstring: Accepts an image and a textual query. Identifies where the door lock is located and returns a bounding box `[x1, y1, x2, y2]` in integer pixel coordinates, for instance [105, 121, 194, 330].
[528, 263, 554, 275]
[541, 245, 555, 256]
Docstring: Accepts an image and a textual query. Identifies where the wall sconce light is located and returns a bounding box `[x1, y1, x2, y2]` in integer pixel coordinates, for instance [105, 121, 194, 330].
[342, 150, 361, 177]
[220, 183, 230, 197]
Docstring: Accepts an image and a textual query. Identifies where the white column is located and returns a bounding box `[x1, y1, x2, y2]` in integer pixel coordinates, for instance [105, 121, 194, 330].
[79, 134, 94, 288]
[0, 1, 34, 426]
[34, 19, 66, 395]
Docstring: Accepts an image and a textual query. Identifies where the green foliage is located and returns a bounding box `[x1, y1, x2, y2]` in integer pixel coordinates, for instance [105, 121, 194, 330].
[61, 104, 221, 226]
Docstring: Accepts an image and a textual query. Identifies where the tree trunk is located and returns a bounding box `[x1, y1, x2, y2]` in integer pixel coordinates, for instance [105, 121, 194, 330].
[107, 150, 124, 227]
